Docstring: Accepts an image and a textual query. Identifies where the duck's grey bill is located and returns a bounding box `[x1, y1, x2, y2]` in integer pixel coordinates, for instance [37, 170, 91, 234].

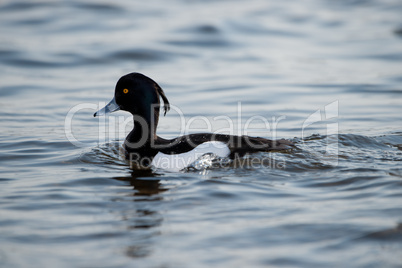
[94, 98, 120, 117]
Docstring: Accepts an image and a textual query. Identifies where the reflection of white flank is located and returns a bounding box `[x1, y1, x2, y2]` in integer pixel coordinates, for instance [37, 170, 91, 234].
[151, 141, 230, 172]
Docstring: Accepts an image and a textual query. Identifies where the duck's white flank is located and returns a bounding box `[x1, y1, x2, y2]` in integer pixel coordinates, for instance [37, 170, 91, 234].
[151, 141, 230, 172]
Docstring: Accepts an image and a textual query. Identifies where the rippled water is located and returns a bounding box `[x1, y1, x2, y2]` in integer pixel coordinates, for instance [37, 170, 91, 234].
[1, 0, 402, 267]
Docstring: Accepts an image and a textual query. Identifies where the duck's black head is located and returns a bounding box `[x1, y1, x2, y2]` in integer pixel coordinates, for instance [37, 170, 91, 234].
[94, 73, 170, 122]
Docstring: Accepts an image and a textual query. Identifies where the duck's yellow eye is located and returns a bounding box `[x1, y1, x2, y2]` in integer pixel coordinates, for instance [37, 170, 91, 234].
[123, 88, 129, 94]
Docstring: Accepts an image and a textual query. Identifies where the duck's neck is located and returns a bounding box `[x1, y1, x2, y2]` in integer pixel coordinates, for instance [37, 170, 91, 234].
[125, 113, 158, 150]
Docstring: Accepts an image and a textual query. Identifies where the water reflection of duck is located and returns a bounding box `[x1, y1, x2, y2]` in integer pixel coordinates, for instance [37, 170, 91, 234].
[112, 172, 163, 259]
[113, 171, 166, 196]
[95, 73, 292, 171]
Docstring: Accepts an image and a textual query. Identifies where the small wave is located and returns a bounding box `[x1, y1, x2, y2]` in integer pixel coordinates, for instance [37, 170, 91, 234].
[107, 48, 172, 62]
[164, 38, 233, 48]
[177, 24, 221, 34]
[73, 2, 123, 13]
[358, 223, 402, 241]
[0, 1, 56, 11]
[79, 142, 127, 170]
[395, 27, 402, 37]
[185, 151, 289, 172]
[269, 133, 402, 172]
[186, 153, 232, 171]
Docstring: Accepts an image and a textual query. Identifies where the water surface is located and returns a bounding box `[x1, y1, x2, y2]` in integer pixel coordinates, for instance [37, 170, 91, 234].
[1, 0, 402, 267]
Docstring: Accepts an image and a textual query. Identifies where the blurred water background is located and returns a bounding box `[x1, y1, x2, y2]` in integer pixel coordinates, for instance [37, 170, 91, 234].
[1, 0, 402, 267]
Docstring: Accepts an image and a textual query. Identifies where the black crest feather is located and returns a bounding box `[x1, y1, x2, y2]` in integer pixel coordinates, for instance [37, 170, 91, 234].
[155, 83, 170, 116]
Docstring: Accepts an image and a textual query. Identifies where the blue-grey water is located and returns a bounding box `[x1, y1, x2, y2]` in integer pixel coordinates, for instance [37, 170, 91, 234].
[1, 0, 402, 267]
